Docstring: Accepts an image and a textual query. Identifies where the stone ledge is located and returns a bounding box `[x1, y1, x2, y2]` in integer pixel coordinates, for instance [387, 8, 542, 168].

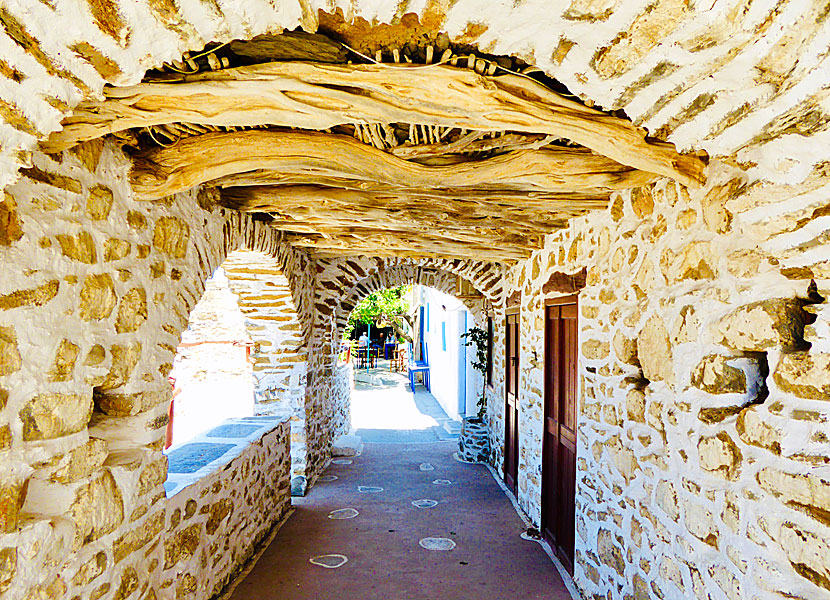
[163, 416, 288, 497]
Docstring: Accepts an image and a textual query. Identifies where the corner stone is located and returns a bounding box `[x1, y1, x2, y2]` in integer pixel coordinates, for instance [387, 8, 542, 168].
[717, 299, 809, 351]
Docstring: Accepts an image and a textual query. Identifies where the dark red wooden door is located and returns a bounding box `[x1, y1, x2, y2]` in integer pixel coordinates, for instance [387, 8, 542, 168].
[504, 311, 520, 492]
[542, 298, 578, 574]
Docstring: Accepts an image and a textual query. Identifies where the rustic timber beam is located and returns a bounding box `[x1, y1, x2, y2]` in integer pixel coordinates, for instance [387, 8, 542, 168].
[282, 231, 534, 262]
[45, 61, 706, 187]
[219, 185, 603, 234]
[220, 184, 609, 209]
[130, 130, 658, 200]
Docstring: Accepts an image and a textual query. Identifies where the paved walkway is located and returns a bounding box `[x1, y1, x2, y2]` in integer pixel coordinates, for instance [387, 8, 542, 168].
[227, 368, 574, 600]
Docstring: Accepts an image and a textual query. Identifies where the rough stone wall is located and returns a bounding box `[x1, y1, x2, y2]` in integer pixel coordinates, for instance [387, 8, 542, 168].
[161, 420, 291, 600]
[222, 251, 311, 479]
[0, 140, 306, 600]
[170, 267, 254, 445]
[0, 0, 826, 195]
[507, 160, 830, 600]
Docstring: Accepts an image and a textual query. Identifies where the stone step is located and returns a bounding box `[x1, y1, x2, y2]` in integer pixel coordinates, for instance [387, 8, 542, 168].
[332, 434, 364, 457]
[442, 419, 462, 435]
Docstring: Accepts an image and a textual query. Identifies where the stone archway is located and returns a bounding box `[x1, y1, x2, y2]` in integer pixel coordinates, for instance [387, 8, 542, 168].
[0, 1, 826, 193]
[296, 256, 505, 483]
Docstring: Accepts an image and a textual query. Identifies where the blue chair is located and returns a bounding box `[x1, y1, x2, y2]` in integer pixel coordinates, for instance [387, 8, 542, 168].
[408, 342, 430, 391]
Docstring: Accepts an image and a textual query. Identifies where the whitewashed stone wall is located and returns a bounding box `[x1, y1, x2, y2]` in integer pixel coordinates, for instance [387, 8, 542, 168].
[222, 251, 310, 481]
[161, 420, 291, 599]
[0, 140, 309, 600]
[506, 160, 830, 600]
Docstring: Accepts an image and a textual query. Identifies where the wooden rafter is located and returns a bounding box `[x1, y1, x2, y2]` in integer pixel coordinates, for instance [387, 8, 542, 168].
[220, 185, 603, 235]
[130, 130, 659, 200]
[283, 231, 534, 262]
[45, 61, 706, 187]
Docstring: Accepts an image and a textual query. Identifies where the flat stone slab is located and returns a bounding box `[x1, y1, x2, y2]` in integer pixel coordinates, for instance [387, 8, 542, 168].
[167, 442, 235, 474]
[328, 508, 359, 520]
[206, 424, 262, 438]
[332, 434, 364, 457]
[309, 554, 349, 569]
[419, 537, 456, 551]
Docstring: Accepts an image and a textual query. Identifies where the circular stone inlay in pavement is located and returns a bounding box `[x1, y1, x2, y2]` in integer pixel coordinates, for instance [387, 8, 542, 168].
[357, 486, 384, 493]
[331, 459, 353, 465]
[318, 475, 338, 482]
[419, 463, 434, 471]
[309, 554, 349, 568]
[432, 479, 452, 485]
[328, 508, 359, 520]
[412, 499, 438, 509]
[419, 537, 456, 551]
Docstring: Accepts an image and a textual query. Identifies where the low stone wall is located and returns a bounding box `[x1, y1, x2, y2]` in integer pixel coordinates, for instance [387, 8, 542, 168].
[161, 419, 291, 600]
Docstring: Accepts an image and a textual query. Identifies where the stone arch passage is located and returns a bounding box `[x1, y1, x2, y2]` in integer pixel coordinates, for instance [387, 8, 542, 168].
[297, 256, 506, 488]
[1, 5, 829, 600]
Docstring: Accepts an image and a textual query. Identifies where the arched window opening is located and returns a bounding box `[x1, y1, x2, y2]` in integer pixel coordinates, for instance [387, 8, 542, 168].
[163, 250, 309, 496]
[167, 266, 255, 448]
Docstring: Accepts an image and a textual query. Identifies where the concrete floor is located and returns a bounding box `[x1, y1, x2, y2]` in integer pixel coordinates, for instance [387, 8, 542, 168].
[227, 369, 574, 600]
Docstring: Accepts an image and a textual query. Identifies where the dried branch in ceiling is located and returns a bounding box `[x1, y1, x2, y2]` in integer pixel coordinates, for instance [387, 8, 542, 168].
[219, 184, 602, 261]
[42, 28, 708, 262]
[130, 130, 659, 200]
[45, 61, 704, 187]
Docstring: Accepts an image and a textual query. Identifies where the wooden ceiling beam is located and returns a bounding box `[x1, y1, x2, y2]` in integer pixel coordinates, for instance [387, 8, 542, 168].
[130, 130, 658, 200]
[220, 184, 609, 209]
[282, 231, 534, 262]
[44, 61, 706, 187]
[219, 185, 603, 234]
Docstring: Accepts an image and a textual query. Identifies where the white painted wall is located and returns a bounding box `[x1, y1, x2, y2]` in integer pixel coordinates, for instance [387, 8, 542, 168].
[415, 286, 481, 421]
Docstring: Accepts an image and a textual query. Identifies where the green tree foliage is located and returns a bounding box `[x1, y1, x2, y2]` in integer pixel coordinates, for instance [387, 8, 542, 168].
[345, 286, 413, 342]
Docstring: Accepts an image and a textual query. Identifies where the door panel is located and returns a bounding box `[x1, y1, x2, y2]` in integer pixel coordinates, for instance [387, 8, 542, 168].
[542, 298, 578, 574]
[504, 312, 520, 493]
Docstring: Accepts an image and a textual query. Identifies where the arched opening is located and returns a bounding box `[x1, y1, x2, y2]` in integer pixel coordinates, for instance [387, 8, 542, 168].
[324, 262, 499, 454]
[167, 265, 255, 448]
[343, 283, 485, 444]
[163, 249, 310, 496]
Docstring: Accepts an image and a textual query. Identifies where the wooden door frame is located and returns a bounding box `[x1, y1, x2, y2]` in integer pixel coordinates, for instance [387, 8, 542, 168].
[504, 307, 520, 492]
[542, 294, 578, 574]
